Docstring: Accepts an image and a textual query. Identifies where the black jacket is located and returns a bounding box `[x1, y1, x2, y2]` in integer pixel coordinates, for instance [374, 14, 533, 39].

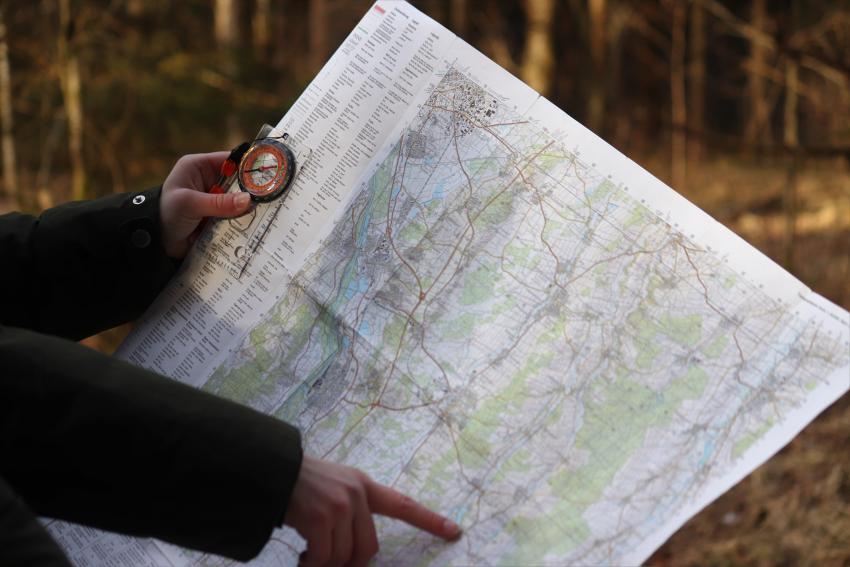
[0, 188, 303, 563]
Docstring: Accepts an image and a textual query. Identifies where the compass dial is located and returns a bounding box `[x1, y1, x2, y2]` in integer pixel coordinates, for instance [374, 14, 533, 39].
[237, 139, 296, 202]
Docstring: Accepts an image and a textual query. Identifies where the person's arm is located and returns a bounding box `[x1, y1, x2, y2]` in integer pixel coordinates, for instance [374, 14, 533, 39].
[0, 188, 178, 340]
[0, 323, 302, 561]
[0, 153, 251, 341]
[1, 152, 460, 565]
[0, 323, 461, 564]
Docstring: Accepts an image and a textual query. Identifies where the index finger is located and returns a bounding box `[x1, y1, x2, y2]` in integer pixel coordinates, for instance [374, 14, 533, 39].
[366, 481, 461, 541]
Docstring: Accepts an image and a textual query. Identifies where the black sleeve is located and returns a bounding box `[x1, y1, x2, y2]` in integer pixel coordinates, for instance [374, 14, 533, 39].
[0, 324, 303, 562]
[0, 188, 178, 340]
[0, 475, 73, 567]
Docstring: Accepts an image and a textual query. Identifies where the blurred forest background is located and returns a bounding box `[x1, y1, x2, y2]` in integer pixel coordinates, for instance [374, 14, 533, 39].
[1, 0, 849, 564]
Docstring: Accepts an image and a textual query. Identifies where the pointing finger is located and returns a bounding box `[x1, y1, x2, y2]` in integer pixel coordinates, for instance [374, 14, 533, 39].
[366, 481, 461, 541]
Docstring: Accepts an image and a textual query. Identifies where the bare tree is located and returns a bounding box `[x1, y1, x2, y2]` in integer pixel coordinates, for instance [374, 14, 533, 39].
[697, 0, 848, 92]
[310, 0, 328, 73]
[782, 0, 801, 271]
[58, 0, 85, 201]
[670, 0, 687, 189]
[521, 0, 556, 96]
[252, 0, 271, 58]
[215, 0, 239, 48]
[744, 0, 772, 147]
[215, 0, 241, 146]
[587, 0, 606, 133]
[0, 9, 17, 205]
[480, 2, 517, 74]
[783, 63, 799, 153]
[451, 0, 468, 37]
[688, 1, 706, 161]
[606, 2, 632, 149]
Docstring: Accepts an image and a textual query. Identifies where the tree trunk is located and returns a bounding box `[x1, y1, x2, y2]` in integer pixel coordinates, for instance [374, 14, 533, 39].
[214, 0, 241, 146]
[606, 3, 629, 149]
[215, 0, 238, 48]
[521, 0, 556, 97]
[783, 56, 799, 270]
[58, 0, 85, 201]
[587, 0, 606, 133]
[783, 61, 798, 151]
[782, 0, 800, 271]
[0, 11, 17, 205]
[451, 0, 468, 37]
[481, 3, 516, 74]
[670, 0, 687, 190]
[309, 0, 328, 74]
[252, 0, 271, 58]
[688, 1, 706, 162]
[744, 0, 771, 148]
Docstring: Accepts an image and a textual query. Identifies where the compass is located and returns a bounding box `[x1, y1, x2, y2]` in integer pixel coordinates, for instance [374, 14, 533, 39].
[236, 138, 296, 202]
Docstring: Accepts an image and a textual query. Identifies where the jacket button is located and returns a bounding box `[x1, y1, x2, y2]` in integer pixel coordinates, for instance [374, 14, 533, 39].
[132, 195, 146, 205]
[131, 228, 151, 249]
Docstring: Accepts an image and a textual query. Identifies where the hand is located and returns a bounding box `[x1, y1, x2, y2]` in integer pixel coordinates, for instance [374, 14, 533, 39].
[159, 152, 253, 258]
[285, 455, 461, 567]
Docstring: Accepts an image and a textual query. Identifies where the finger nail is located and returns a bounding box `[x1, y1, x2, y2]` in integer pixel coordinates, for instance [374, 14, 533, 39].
[443, 519, 460, 536]
[235, 192, 251, 208]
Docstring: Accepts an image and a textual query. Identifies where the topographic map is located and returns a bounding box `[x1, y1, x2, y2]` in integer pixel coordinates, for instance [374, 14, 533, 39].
[196, 68, 849, 566]
[52, 2, 849, 565]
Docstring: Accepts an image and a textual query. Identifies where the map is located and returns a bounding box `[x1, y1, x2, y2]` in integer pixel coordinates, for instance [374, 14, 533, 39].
[51, 2, 849, 565]
[200, 68, 849, 566]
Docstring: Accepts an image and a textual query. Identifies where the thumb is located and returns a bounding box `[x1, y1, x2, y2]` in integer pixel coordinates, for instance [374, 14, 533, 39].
[180, 189, 252, 219]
